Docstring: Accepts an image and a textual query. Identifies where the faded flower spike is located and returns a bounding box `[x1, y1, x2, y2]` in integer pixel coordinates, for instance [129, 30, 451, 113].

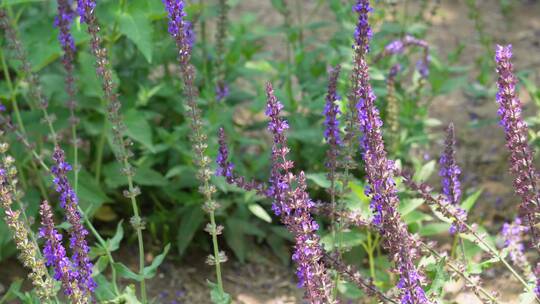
[495, 44, 540, 243]
[0, 159, 54, 300]
[52, 147, 96, 297]
[40, 200, 85, 302]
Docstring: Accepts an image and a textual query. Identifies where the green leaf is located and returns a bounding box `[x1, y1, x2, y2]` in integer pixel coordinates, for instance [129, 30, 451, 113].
[224, 218, 248, 262]
[461, 189, 483, 212]
[419, 223, 450, 236]
[413, 160, 436, 182]
[142, 244, 170, 278]
[93, 256, 109, 275]
[118, 12, 153, 63]
[208, 281, 232, 304]
[321, 230, 366, 251]
[248, 203, 272, 223]
[0, 279, 22, 303]
[399, 198, 424, 216]
[124, 109, 155, 152]
[76, 170, 111, 216]
[176, 205, 205, 255]
[107, 220, 124, 252]
[306, 173, 331, 188]
[113, 263, 143, 282]
[133, 167, 168, 186]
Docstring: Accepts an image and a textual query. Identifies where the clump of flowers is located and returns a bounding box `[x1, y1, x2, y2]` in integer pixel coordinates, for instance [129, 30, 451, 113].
[501, 218, 530, 272]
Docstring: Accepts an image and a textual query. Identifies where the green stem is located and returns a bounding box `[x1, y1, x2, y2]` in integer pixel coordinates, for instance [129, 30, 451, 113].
[210, 211, 224, 292]
[123, 158, 147, 303]
[94, 119, 106, 182]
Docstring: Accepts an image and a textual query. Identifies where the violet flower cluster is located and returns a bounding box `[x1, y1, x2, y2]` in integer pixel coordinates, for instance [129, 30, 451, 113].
[163, 0, 195, 62]
[495, 44, 540, 243]
[353, 1, 430, 303]
[40, 200, 86, 303]
[379, 35, 430, 78]
[323, 65, 342, 200]
[438, 123, 467, 234]
[50, 147, 96, 297]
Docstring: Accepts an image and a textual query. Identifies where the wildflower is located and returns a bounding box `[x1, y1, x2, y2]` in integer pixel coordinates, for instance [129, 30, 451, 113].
[163, 0, 194, 61]
[51, 147, 96, 296]
[264, 83, 333, 303]
[439, 123, 461, 205]
[378, 35, 430, 78]
[215, 0, 229, 102]
[501, 218, 529, 271]
[39, 200, 85, 302]
[0, 149, 54, 300]
[354, 2, 430, 302]
[495, 44, 540, 242]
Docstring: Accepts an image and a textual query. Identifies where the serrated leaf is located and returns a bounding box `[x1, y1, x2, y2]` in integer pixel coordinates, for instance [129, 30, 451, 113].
[248, 203, 272, 223]
[142, 244, 170, 278]
[118, 12, 153, 63]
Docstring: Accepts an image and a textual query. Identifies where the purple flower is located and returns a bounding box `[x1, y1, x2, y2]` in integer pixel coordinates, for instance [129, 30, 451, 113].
[353, 0, 373, 53]
[501, 218, 529, 270]
[39, 200, 84, 300]
[495, 44, 540, 242]
[215, 82, 229, 102]
[323, 65, 342, 148]
[380, 35, 430, 78]
[265, 83, 333, 302]
[51, 147, 96, 296]
[354, 2, 430, 303]
[76, 0, 96, 24]
[163, 0, 194, 60]
[55, 0, 76, 52]
[216, 127, 234, 179]
[439, 123, 462, 206]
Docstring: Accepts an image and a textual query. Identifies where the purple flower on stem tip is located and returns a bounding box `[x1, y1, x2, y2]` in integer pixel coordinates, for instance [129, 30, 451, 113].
[39, 200, 84, 300]
[495, 44, 540, 244]
[379, 35, 430, 78]
[353, 0, 373, 53]
[216, 82, 229, 102]
[55, 0, 75, 52]
[439, 123, 462, 206]
[501, 218, 529, 270]
[76, 0, 96, 24]
[163, 0, 194, 61]
[354, 2, 430, 303]
[51, 147, 96, 296]
[216, 127, 234, 180]
[265, 83, 333, 303]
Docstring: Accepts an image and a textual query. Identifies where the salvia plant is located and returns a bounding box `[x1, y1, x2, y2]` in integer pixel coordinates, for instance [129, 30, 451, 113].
[1, 0, 540, 304]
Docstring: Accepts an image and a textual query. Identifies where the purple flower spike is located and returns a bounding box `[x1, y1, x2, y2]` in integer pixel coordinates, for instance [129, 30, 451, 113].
[216, 127, 234, 180]
[439, 123, 462, 206]
[265, 83, 333, 303]
[163, 0, 194, 61]
[55, 0, 75, 53]
[39, 201, 84, 301]
[495, 44, 540, 243]
[51, 147, 96, 296]
[353, 0, 373, 53]
[76, 0, 96, 24]
[354, 2, 430, 303]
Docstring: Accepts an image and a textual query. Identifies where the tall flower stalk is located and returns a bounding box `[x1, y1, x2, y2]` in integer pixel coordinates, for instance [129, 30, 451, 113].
[76, 0, 147, 300]
[162, 0, 227, 297]
[494, 44, 540, 245]
[51, 147, 95, 297]
[55, 0, 80, 193]
[354, 1, 430, 302]
[0, 144, 55, 301]
[265, 82, 333, 303]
